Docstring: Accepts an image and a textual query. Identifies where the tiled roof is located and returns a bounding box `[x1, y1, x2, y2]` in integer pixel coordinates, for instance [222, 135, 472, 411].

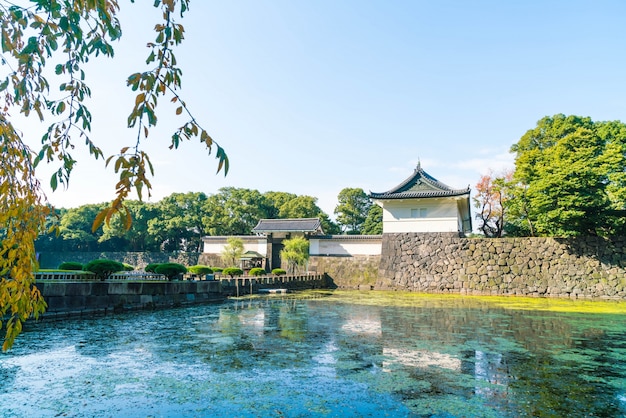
[252, 218, 323, 233]
[369, 163, 470, 200]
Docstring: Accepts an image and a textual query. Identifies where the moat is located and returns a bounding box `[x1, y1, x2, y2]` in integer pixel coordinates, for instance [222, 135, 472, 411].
[1, 291, 625, 417]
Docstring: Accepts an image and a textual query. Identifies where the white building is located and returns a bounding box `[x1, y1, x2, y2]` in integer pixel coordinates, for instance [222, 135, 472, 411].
[368, 163, 472, 234]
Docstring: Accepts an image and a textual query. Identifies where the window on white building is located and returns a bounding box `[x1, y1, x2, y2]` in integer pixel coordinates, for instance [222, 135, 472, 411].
[411, 208, 428, 218]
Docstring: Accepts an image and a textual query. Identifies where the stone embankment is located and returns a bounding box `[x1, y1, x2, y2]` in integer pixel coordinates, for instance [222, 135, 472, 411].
[378, 233, 626, 299]
[37, 280, 224, 317]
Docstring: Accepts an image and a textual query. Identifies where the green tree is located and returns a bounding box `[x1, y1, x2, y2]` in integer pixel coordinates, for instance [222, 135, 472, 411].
[203, 188, 268, 235]
[221, 237, 244, 267]
[58, 204, 107, 251]
[154, 262, 187, 280]
[148, 192, 208, 252]
[262, 191, 297, 219]
[334, 188, 371, 234]
[509, 114, 626, 236]
[362, 204, 383, 235]
[280, 236, 309, 274]
[83, 259, 125, 281]
[100, 200, 161, 251]
[0, 0, 228, 350]
[278, 195, 340, 234]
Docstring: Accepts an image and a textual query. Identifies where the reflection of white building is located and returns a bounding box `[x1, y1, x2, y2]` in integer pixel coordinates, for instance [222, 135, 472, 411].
[341, 317, 382, 336]
[383, 347, 461, 371]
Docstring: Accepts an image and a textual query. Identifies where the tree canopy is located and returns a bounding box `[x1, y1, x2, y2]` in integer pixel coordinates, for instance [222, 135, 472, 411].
[334, 188, 372, 234]
[506, 114, 626, 237]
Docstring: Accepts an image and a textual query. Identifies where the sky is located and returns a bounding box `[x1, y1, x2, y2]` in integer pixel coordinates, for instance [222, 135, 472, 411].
[20, 0, 626, 218]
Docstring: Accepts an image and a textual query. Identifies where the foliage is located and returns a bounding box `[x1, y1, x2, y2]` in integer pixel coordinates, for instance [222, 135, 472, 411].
[221, 237, 244, 267]
[148, 192, 208, 252]
[99, 200, 161, 251]
[334, 188, 371, 234]
[222, 267, 243, 278]
[272, 268, 286, 276]
[144, 263, 161, 273]
[154, 263, 187, 280]
[362, 204, 383, 235]
[203, 188, 269, 236]
[211, 267, 223, 273]
[0, 0, 228, 349]
[508, 114, 626, 236]
[122, 263, 135, 272]
[280, 236, 309, 274]
[473, 171, 512, 238]
[57, 262, 83, 271]
[83, 259, 125, 281]
[187, 265, 213, 275]
[248, 267, 265, 276]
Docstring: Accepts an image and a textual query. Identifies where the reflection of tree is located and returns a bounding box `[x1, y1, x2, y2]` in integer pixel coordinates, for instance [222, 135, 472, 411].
[278, 303, 307, 342]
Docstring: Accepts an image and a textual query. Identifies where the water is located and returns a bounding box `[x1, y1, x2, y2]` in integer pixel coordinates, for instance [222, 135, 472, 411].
[1, 290, 626, 417]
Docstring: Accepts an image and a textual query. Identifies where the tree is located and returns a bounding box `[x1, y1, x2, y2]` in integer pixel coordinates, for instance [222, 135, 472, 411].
[0, 1, 228, 350]
[203, 188, 268, 236]
[99, 200, 161, 251]
[154, 262, 187, 281]
[509, 115, 623, 236]
[221, 237, 244, 267]
[262, 191, 297, 219]
[278, 195, 340, 234]
[334, 188, 371, 234]
[280, 236, 309, 274]
[83, 259, 125, 281]
[362, 204, 383, 235]
[57, 204, 107, 251]
[148, 192, 208, 252]
[473, 171, 512, 238]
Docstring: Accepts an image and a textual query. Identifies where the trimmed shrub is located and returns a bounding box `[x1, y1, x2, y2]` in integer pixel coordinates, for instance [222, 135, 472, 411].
[248, 267, 265, 276]
[83, 259, 125, 281]
[145, 263, 161, 273]
[222, 267, 243, 278]
[58, 261, 83, 271]
[211, 267, 223, 273]
[154, 263, 187, 280]
[271, 268, 286, 276]
[123, 263, 135, 271]
[187, 265, 213, 275]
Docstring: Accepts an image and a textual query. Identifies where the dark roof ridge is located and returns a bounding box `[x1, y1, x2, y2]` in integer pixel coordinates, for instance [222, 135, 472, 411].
[369, 163, 470, 199]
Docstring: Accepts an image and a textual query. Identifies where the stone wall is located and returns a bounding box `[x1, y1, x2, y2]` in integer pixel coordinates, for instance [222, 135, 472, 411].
[378, 233, 626, 299]
[37, 281, 223, 317]
[39, 252, 200, 270]
[309, 255, 381, 289]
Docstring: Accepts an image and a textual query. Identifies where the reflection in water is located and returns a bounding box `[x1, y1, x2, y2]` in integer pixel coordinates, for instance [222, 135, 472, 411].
[1, 291, 625, 417]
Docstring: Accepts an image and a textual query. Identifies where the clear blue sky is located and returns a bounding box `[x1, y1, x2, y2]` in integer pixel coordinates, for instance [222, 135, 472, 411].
[25, 0, 626, 217]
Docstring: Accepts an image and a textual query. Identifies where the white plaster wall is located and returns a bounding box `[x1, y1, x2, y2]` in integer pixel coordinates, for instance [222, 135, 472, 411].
[309, 238, 382, 256]
[381, 198, 461, 233]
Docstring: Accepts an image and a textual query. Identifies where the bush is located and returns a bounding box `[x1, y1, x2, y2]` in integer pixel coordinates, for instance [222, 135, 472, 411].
[83, 259, 125, 281]
[272, 268, 286, 276]
[248, 267, 265, 276]
[222, 267, 243, 278]
[58, 261, 83, 271]
[211, 267, 223, 273]
[187, 265, 213, 275]
[154, 263, 187, 280]
[122, 263, 135, 271]
[145, 263, 161, 273]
